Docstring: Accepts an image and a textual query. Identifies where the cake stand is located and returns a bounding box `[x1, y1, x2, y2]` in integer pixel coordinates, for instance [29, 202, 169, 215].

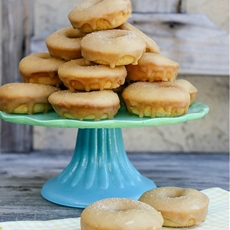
[0, 102, 209, 208]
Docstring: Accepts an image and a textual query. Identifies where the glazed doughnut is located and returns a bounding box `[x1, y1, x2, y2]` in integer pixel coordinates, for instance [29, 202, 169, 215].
[119, 22, 160, 53]
[19, 52, 65, 87]
[122, 82, 190, 118]
[126, 53, 179, 83]
[0, 83, 59, 114]
[46, 27, 85, 61]
[139, 186, 209, 227]
[48, 90, 120, 120]
[58, 58, 127, 92]
[68, 0, 132, 33]
[81, 29, 146, 68]
[81, 198, 164, 230]
[174, 79, 198, 105]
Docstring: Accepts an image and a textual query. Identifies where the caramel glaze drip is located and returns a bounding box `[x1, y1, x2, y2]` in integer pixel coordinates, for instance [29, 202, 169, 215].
[65, 76, 125, 92]
[81, 48, 144, 69]
[125, 100, 189, 118]
[127, 66, 178, 82]
[0, 96, 51, 114]
[0, 83, 59, 114]
[52, 104, 120, 121]
[22, 72, 63, 88]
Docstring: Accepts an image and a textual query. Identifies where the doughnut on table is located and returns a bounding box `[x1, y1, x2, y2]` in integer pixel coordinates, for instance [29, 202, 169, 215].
[0, 102, 209, 208]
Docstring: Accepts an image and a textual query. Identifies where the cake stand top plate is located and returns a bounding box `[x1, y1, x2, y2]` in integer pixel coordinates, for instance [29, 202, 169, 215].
[0, 102, 209, 129]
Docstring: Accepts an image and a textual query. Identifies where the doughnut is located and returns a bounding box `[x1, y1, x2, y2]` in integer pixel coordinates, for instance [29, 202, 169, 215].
[139, 186, 209, 227]
[46, 27, 85, 61]
[0, 83, 59, 114]
[81, 198, 164, 230]
[58, 58, 127, 92]
[68, 0, 132, 33]
[122, 82, 190, 118]
[48, 90, 120, 120]
[19, 52, 65, 87]
[81, 29, 146, 68]
[119, 22, 160, 53]
[126, 53, 179, 83]
[174, 79, 198, 105]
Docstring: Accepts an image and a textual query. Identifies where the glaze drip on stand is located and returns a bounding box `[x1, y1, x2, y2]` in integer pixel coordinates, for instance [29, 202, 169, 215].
[41, 128, 156, 208]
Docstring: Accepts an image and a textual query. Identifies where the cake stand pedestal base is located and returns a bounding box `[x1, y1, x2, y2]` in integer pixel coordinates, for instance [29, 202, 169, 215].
[41, 128, 156, 208]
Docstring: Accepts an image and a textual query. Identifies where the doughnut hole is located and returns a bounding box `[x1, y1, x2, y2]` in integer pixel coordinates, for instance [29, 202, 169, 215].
[165, 189, 186, 199]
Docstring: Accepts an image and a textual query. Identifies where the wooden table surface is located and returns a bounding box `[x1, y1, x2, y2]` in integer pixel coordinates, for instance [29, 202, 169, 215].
[0, 151, 229, 222]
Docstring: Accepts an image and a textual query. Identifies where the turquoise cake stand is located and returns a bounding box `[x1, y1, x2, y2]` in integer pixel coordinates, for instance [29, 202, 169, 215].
[0, 102, 209, 208]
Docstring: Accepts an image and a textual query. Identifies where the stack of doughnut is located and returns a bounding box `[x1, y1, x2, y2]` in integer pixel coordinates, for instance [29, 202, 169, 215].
[0, 0, 198, 120]
[80, 186, 209, 229]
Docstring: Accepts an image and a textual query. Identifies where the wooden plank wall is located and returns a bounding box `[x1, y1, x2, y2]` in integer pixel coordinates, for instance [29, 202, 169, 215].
[1, 0, 33, 152]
